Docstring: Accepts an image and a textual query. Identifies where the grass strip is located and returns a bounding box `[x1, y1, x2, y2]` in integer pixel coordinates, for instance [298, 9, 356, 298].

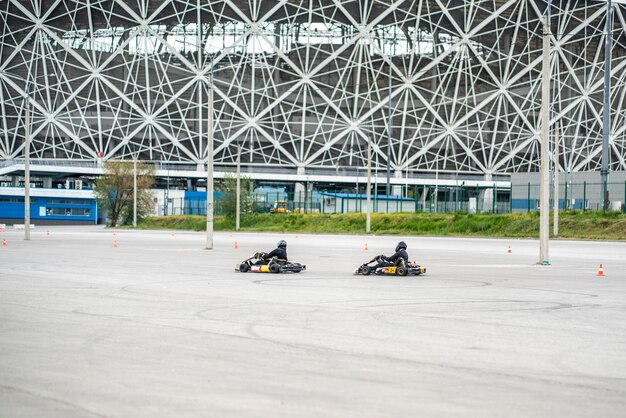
[135, 212, 626, 240]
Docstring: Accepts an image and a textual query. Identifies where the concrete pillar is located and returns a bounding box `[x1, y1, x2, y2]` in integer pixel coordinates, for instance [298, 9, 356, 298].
[422, 186, 428, 211]
[295, 167, 306, 210]
[392, 170, 403, 196]
[481, 173, 494, 212]
[43, 177, 52, 188]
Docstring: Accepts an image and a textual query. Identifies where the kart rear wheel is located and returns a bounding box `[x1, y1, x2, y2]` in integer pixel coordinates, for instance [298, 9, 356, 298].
[239, 263, 249, 273]
[269, 263, 280, 273]
[360, 265, 371, 275]
[396, 266, 408, 276]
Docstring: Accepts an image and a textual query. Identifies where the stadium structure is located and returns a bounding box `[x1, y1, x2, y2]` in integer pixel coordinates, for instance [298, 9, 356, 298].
[1, 0, 626, 195]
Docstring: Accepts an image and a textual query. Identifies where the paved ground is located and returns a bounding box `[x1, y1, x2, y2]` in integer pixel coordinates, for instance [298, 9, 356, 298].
[1, 226, 625, 417]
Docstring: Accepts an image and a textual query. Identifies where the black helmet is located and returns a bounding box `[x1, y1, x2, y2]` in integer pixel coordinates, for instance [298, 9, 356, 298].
[395, 241, 407, 252]
[277, 240, 287, 248]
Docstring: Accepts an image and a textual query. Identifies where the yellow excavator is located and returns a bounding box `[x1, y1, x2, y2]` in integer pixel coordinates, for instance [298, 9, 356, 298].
[269, 200, 288, 213]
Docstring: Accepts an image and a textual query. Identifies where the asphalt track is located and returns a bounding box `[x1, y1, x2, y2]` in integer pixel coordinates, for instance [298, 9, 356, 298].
[1, 226, 625, 417]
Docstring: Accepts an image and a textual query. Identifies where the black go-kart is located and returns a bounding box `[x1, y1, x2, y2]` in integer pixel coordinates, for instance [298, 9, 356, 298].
[236, 252, 306, 274]
[354, 255, 426, 277]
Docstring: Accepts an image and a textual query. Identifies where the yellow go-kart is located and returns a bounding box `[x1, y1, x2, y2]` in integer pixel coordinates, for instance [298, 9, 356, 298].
[355, 255, 426, 277]
[236, 252, 306, 274]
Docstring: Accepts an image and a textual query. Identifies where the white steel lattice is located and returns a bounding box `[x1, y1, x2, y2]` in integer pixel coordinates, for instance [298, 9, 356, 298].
[1, 0, 625, 179]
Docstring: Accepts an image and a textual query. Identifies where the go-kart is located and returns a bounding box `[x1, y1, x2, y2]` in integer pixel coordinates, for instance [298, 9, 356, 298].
[354, 255, 426, 277]
[235, 252, 306, 274]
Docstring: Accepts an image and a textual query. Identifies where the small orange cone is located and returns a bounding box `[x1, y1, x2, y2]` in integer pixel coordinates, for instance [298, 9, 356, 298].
[113, 240, 118, 248]
[507, 246, 512, 253]
[2, 239, 6, 246]
[234, 241, 238, 249]
[597, 264, 605, 277]
[364, 243, 368, 251]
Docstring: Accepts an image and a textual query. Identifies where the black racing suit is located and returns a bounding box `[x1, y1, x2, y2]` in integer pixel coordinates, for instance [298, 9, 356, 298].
[372, 248, 408, 270]
[255, 247, 288, 264]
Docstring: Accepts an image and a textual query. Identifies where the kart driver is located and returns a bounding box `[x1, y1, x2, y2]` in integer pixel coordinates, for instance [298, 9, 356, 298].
[372, 241, 408, 270]
[256, 239, 288, 263]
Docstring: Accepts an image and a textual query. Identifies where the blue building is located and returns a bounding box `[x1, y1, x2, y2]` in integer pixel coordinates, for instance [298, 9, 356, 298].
[0, 187, 98, 225]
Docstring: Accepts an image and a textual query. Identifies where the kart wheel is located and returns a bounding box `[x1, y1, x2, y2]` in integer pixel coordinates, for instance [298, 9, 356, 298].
[290, 264, 303, 273]
[269, 263, 280, 273]
[360, 265, 371, 275]
[239, 263, 249, 273]
[396, 266, 408, 276]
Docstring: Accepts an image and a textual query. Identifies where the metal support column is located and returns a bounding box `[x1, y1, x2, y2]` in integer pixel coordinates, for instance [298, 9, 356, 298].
[601, 0, 613, 211]
[539, 13, 551, 265]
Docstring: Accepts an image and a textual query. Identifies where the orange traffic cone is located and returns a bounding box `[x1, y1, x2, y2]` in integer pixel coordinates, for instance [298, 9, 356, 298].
[364, 243, 368, 251]
[2, 239, 6, 247]
[597, 264, 605, 277]
[113, 240, 118, 248]
[234, 242, 238, 249]
[507, 246, 512, 253]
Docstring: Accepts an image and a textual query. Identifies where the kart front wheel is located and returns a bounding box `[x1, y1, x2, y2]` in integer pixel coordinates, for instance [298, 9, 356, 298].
[239, 263, 249, 272]
[289, 264, 303, 273]
[360, 265, 371, 275]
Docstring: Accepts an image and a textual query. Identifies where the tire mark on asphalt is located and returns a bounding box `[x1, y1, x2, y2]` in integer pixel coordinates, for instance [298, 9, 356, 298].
[250, 277, 493, 290]
[0, 383, 107, 418]
[357, 299, 596, 312]
[550, 345, 626, 382]
[250, 276, 360, 288]
[499, 286, 598, 298]
[229, 323, 626, 396]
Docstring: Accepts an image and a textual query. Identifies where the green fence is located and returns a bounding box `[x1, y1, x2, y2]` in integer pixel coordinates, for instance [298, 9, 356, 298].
[511, 181, 626, 213]
[159, 181, 626, 216]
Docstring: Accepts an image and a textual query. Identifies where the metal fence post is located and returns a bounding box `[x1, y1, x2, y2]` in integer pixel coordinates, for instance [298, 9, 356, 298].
[509, 184, 513, 213]
[583, 181, 586, 211]
[527, 183, 531, 213]
[374, 190, 378, 213]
